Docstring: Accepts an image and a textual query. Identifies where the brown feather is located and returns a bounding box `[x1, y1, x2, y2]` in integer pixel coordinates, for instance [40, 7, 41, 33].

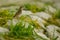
[13, 6, 23, 18]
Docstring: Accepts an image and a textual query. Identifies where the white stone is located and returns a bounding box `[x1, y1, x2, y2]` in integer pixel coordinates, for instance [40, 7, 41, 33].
[22, 10, 33, 15]
[35, 12, 51, 20]
[46, 25, 60, 39]
[34, 28, 50, 40]
[48, 6, 56, 13]
[0, 27, 9, 33]
[30, 15, 46, 29]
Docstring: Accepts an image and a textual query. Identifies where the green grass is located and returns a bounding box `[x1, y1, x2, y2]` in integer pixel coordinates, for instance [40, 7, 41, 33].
[0, 9, 16, 26]
[24, 4, 45, 13]
[54, 9, 60, 19]
[8, 20, 34, 38]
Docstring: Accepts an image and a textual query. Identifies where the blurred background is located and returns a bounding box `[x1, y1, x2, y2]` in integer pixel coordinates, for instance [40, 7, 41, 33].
[0, 0, 60, 8]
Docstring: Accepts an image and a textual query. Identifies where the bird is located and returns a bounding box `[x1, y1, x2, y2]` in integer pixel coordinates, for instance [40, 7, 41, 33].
[13, 6, 23, 18]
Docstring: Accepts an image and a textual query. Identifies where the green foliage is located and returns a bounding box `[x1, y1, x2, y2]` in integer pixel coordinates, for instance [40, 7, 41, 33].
[5, 15, 44, 40]
[24, 4, 45, 13]
[8, 20, 34, 39]
[20, 15, 41, 29]
[0, 10, 9, 26]
[54, 9, 60, 19]
[0, 9, 14, 26]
